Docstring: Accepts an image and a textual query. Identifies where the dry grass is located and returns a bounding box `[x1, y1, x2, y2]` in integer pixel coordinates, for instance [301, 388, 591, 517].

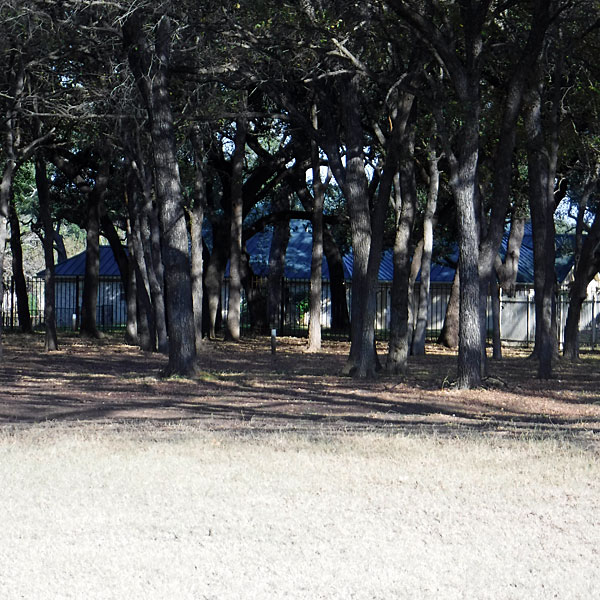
[0, 422, 599, 599]
[1, 334, 599, 598]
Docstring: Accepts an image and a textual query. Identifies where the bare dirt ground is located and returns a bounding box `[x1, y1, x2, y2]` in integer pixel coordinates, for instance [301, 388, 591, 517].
[1, 333, 599, 441]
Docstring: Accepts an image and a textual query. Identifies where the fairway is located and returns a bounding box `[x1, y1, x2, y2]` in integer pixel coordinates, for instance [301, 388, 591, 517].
[0, 424, 598, 599]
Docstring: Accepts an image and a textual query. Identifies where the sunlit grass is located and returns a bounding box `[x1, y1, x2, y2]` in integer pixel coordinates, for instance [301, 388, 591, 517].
[0, 423, 598, 599]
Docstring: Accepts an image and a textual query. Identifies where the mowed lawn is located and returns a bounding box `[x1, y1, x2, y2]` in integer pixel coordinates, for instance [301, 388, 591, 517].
[0, 423, 598, 599]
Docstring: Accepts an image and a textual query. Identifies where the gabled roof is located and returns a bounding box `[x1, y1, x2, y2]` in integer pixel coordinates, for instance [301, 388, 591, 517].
[246, 221, 394, 281]
[41, 246, 123, 278]
[499, 223, 575, 284]
[245, 221, 347, 280]
[46, 221, 578, 285]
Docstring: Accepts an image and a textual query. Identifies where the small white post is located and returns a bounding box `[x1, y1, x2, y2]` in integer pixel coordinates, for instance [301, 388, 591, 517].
[72, 313, 77, 330]
[271, 328, 277, 354]
[593, 294, 597, 349]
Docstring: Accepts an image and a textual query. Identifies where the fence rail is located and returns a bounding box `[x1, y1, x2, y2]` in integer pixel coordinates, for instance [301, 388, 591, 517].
[2, 276, 599, 349]
[2, 276, 126, 332]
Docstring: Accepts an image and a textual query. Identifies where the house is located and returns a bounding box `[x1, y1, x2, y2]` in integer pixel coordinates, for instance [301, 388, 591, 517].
[28, 220, 597, 345]
[37, 246, 127, 329]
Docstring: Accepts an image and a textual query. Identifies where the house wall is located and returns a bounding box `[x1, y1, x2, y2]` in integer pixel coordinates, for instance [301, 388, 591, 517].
[53, 277, 127, 330]
[4, 276, 599, 348]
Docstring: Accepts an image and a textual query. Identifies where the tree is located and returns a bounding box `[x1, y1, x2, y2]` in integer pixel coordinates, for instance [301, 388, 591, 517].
[124, 12, 197, 375]
[226, 109, 248, 341]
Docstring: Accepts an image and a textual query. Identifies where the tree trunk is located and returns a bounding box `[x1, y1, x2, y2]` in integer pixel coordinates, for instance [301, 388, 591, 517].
[240, 251, 267, 333]
[8, 201, 32, 333]
[53, 227, 68, 263]
[525, 86, 556, 379]
[0, 158, 17, 360]
[124, 220, 138, 346]
[267, 201, 290, 332]
[125, 13, 196, 375]
[490, 279, 502, 360]
[190, 135, 207, 355]
[79, 162, 108, 339]
[387, 122, 417, 374]
[205, 238, 228, 339]
[323, 228, 350, 333]
[322, 76, 398, 378]
[563, 214, 600, 360]
[307, 106, 325, 352]
[477, 0, 551, 365]
[35, 154, 58, 350]
[126, 183, 155, 352]
[296, 168, 349, 335]
[226, 111, 247, 342]
[127, 127, 169, 353]
[100, 212, 129, 301]
[493, 215, 526, 358]
[438, 267, 460, 349]
[412, 138, 439, 355]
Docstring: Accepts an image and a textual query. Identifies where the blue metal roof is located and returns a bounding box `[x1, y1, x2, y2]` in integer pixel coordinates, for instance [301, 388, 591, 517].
[49, 221, 576, 285]
[49, 246, 123, 278]
[499, 223, 575, 284]
[245, 221, 348, 280]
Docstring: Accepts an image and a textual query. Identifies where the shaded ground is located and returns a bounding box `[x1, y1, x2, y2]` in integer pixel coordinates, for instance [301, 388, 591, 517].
[1, 333, 599, 440]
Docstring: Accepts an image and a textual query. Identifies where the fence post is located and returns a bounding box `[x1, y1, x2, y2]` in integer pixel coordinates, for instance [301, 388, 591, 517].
[593, 293, 597, 350]
[280, 277, 285, 335]
[526, 289, 531, 346]
[75, 275, 80, 329]
[10, 276, 15, 329]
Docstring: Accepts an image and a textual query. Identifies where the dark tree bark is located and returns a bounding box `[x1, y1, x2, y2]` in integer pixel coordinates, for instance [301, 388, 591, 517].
[53, 227, 68, 264]
[8, 201, 32, 333]
[307, 105, 326, 352]
[126, 179, 155, 352]
[387, 117, 417, 375]
[412, 137, 440, 355]
[316, 76, 398, 378]
[226, 111, 248, 341]
[322, 228, 350, 333]
[525, 83, 556, 379]
[100, 212, 129, 299]
[240, 251, 268, 333]
[563, 213, 600, 360]
[189, 128, 207, 355]
[205, 235, 228, 339]
[477, 0, 552, 367]
[125, 126, 168, 353]
[124, 219, 138, 346]
[35, 154, 58, 351]
[389, 0, 488, 388]
[80, 161, 109, 339]
[100, 210, 136, 344]
[495, 216, 526, 298]
[0, 57, 53, 358]
[293, 167, 350, 335]
[524, 31, 567, 378]
[492, 215, 526, 358]
[438, 267, 460, 349]
[267, 197, 290, 332]
[490, 278, 502, 360]
[124, 13, 196, 375]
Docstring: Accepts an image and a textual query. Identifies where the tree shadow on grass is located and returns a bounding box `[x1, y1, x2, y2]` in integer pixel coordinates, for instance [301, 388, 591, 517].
[1, 334, 599, 442]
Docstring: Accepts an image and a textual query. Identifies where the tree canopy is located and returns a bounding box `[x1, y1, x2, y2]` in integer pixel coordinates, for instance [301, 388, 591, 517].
[1, 0, 600, 383]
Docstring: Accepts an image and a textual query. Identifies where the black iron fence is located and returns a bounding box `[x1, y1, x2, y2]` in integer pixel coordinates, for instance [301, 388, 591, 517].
[3, 275, 599, 348]
[2, 276, 127, 332]
[229, 278, 453, 342]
